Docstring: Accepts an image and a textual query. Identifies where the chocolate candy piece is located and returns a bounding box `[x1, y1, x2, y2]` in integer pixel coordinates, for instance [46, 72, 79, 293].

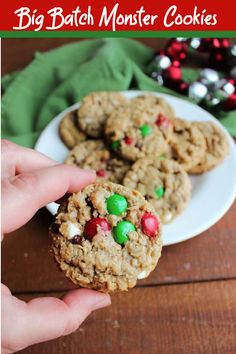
[156, 114, 171, 128]
[96, 169, 106, 177]
[124, 137, 133, 145]
[106, 194, 127, 216]
[114, 221, 135, 245]
[71, 235, 85, 245]
[111, 139, 121, 151]
[155, 186, 164, 199]
[84, 218, 110, 240]
[159, 154, 165, 159]
[139, 125, 151, 137]
[141, 212, 159, 237]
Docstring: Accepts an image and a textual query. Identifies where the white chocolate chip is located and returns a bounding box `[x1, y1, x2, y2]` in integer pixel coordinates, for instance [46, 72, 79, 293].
[137, 270, 147, 279]
[85, 118, 93, 123]
[163, 212, 173, 222]
[60, 221, 82, 240]
[68, 222, 81, 239]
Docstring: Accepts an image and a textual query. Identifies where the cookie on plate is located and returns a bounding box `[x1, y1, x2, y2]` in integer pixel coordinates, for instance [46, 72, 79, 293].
[105, 103, 173, 161]
[166, 117, 206, 171]
[130, 94, 175, 120]
[78, 92, 128, 138]
[59, 111, 86, 149]
[65, 140, 131, 184]
[123, 157, 191, 223]
[189, 121, 229, 174]
[49, 182, 162, 292]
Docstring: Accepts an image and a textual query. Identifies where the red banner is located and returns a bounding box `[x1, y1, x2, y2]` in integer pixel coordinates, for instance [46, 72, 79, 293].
[0, 0, 235, 32]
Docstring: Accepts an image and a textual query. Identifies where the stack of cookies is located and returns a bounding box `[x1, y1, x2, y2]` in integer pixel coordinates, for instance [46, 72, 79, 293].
[60, 91, 230, 224]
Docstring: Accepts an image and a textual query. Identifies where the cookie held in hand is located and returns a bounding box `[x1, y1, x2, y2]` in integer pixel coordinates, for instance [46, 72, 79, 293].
[49, 182, 162, 292]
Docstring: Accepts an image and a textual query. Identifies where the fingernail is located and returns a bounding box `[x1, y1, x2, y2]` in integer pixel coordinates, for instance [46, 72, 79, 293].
[92, 294, 111, 311]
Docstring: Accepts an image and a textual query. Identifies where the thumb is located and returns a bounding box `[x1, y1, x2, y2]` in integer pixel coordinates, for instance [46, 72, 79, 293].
[2, 164, 96, 233]
[1, 286, 111, 352]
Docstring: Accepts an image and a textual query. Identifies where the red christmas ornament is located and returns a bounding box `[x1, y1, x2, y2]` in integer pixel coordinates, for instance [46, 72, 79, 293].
[172, 60, 180, 67]
[124, 137, 133, 145]
[163, 65, 181, 81]
[96, 169, 106, 177]
[212, 38, 221, 49]
[84, 218, 110, 240]
[228, 78, 235, 86]
[176, 79, 189, 94]
[224, 93, 236, 110]
[199, 38, 212, 52]
[141, 212, 159, 237]
[165, 39, 187, 62]
[209, 52, 224, 69]
[220, 39, 229, 49]
[170, 79, 189, 95]
[179, 52, 186, 61]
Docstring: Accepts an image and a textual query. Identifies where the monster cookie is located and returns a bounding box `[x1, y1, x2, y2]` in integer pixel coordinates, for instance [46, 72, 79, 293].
[59, 111, 86, 149]
[165, 117, 206, 171]
[49, 182, 162, 292]
[78, 92, 127, 138]
[130, 94, 175, 120]
[105, 103, 173, 161]
[123, 157, 191, 223]
[189, 121, 229, 174]
[65, 140, 131, 184]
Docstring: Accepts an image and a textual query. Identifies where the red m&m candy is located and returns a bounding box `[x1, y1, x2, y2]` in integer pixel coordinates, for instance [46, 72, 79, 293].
[96, 169, 106, 177]
[141, 212, 159, 237]
[84, 218, 110, 240]
[156, 114, 171, 129]
[124, 137, 133, 145]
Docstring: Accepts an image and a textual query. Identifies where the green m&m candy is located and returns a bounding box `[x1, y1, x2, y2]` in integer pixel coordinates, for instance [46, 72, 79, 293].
[139, 125, 151, 137]
[106, 194, 127, 215]
[159, 154, 165, 159]
[111, 139, 121, 151]
[155, 186, 164, 199]
[114, 221, 135, 244]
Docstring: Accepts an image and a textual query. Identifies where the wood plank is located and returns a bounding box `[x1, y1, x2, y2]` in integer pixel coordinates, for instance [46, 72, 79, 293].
[16, 280, 236, 354]
[1, 38, 168, 76]
[2, 201, 236, 293]
[2, 38, 236, 76]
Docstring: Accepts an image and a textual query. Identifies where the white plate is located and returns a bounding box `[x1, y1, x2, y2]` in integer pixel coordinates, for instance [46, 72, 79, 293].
[35, 91, 236, 246]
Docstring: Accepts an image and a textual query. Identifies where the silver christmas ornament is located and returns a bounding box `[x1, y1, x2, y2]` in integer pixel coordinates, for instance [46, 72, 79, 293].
[176, 37, 188, 42]
[151, 72, 158, 79]
[156, 75, 164, 86]
[199, 68, 219, 85]
[231, 45, 236, 57]
[189, 82, 208, 102]
[221, 81, 235, 96]
[150, 72, 164, 86]
[155, 55, 171, 71]
[215, 78, 235, 97]
[189, 38, 201, 50]
[215, 78, 227, 90]
[230, 66, 236, 79]
[205, 94, 221, 106]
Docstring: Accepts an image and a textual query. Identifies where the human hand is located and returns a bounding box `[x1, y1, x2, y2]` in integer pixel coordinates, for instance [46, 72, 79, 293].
[1, 140, 111, 353]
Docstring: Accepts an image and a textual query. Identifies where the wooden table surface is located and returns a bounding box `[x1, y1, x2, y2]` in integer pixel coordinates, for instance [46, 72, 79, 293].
[2, 38, 236, 354]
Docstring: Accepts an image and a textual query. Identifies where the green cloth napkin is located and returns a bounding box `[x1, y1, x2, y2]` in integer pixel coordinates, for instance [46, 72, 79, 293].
[2, 38, 236, 148]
